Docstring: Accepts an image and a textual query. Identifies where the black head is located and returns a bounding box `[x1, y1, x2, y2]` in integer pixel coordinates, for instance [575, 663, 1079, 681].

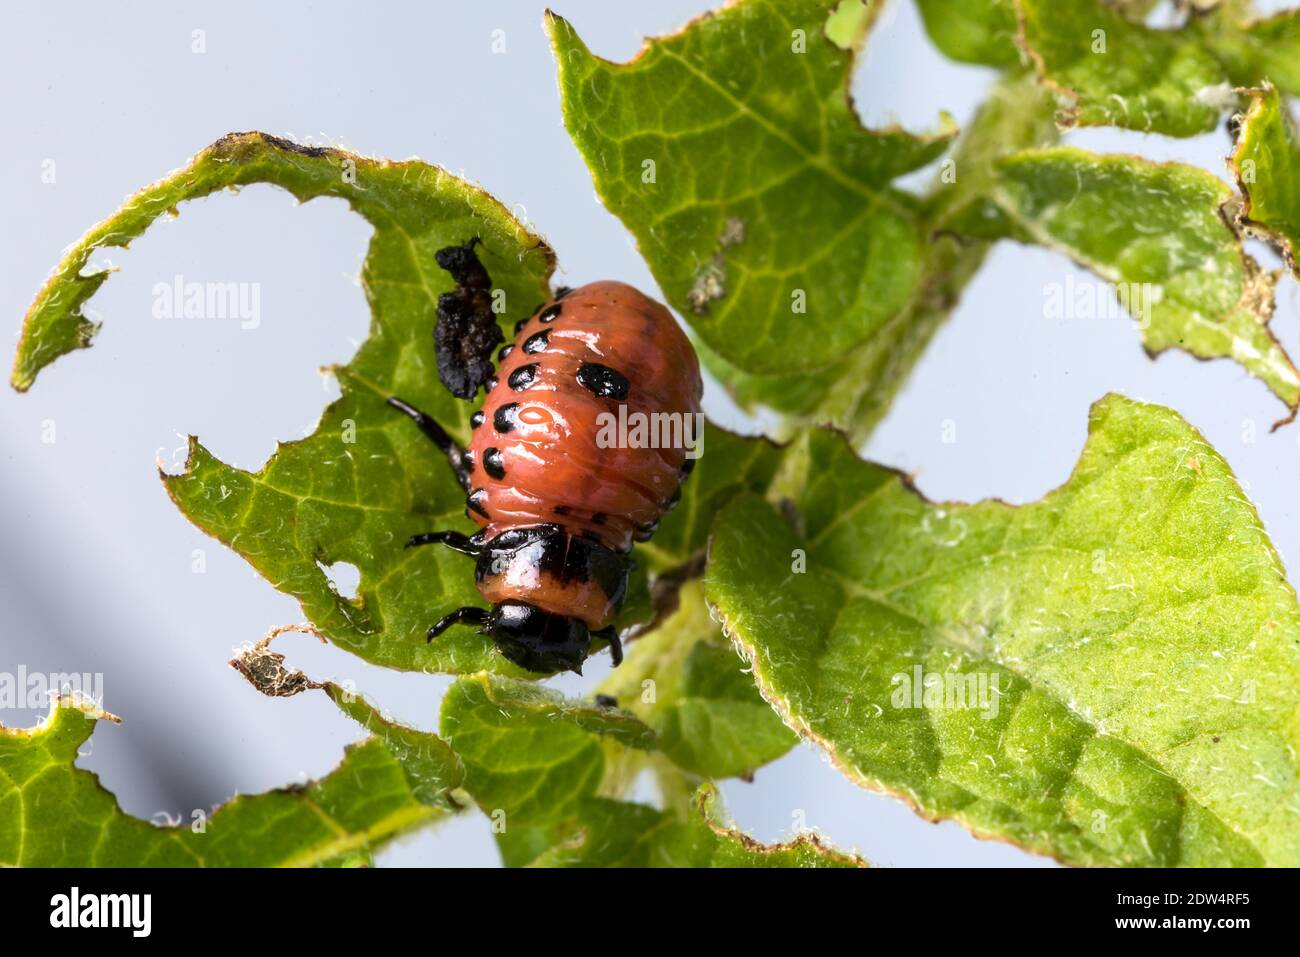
[485, 602, 591, 674]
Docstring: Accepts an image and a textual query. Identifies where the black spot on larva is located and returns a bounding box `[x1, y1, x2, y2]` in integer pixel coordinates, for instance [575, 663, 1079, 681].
[534, 528, 585, 583]
[493, 402, 520, 434]
[513, 318, 529, 335]
[591, 512, 606, 525]
[463, 449, 476, 473]
[664, 487, 681, 512]
[681, 457, 697, 475]
[523, 330, 550, 354]
[483, 448, 506, 480]
[554, 505, 571, 516]
[539, 303, 562, 323]
[497, 344, 514, 362]
[555, 286, 574, 299]
[634, 519, 659, 542]
[576, 362, 630, 400]
[508, 364, 539, 390]
[470, 410, 485, 429]
[487, 376, 499, 392]
[467, 488, 491, 519]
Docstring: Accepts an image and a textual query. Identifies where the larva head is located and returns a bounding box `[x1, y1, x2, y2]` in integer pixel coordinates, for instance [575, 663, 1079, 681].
[484, 602, 591, 674]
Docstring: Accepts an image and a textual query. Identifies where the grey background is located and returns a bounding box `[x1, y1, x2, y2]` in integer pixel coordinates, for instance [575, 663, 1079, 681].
[2, 0, 1295, 867]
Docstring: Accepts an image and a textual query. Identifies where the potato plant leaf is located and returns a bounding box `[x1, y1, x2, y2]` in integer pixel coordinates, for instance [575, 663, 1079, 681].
[325, 684, 466, 811]
[441, 674, 849, 867]
[1232, 85, 1300, 278]
[597, 581, 797, 779]
[991, 146, 1300, 418]
[1013, 0, 1300, 136]
[613, 61, 1060, 442]
[0, 696, 459, 866]
[1016, 0, 1229, 137]
[439, 673, 656, 866]
[530, 783, 865, 867]
[13, 132, 576, 675]
[639, 424, 785, 573]
[228, 634, 467, 811]
[707, 395, 1300, 866]
[915, 0, 1020, 66]
[547, 0, 952, 379]
[1196, 4, 1300, 96]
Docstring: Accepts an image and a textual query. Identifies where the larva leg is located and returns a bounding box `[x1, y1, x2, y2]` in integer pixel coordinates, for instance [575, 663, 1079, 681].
[387, 396, 471, 490]
[427, 606, 490, 642]
[406, 530, 480, 556]
[593, 626, 623, 667]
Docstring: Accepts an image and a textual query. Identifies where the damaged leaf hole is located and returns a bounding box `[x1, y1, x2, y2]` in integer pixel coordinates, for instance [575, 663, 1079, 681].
[687, 217, 745, 314]
[318, 560, 361, 600]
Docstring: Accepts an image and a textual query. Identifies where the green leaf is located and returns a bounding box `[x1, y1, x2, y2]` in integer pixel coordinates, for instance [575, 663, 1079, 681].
[992, 146, 1300, 418]
[531, 783, 865, 867]
[916, 0, 1020, 66]
[598, 580, 797, 779]
[682, 71, 1058, 443]
[227, 634, 467, 811]
[1232, 84, 1300, 279]
[547, 0, 952, 381]
[15, 132, 557, 675]
[1197, 5, 1300, 96]
[0, 696, 458, 866]
[1017, 0, 1229, 137]
[325, 684, 466, 811]
[441, 671, 850, 866]
[707, 395, 1300, 866]
[639, 424, 786, 572]
[439, 673, 656, 866]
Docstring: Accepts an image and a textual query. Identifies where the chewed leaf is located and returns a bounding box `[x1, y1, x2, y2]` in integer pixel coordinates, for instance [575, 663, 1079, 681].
[532, 783, 865, 867]
[442, 672, 847, 867]
[228, 629, 467, 809]
[439, 673, 656, 866]
[325, 684, 466, 810]
[15, 131, 557, 675]
[924, 1, 1300, 111]
[679, 71, 1058, 444]
[15, 133, 552, 393]
[1232, 85, 1300, 278]
[0, 696, 457, 866]
[598, 580, 796, 779]
[547, 0, 952, 378]
[1017, 0, 1229, 137]
[993, 146, 1300, 419]
[707, 395, 1300, 866]
[1197, 7, 1300, 96]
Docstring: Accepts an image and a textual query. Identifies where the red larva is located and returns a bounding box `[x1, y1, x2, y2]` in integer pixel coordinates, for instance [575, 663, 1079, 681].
[388, 280, 702, 674]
